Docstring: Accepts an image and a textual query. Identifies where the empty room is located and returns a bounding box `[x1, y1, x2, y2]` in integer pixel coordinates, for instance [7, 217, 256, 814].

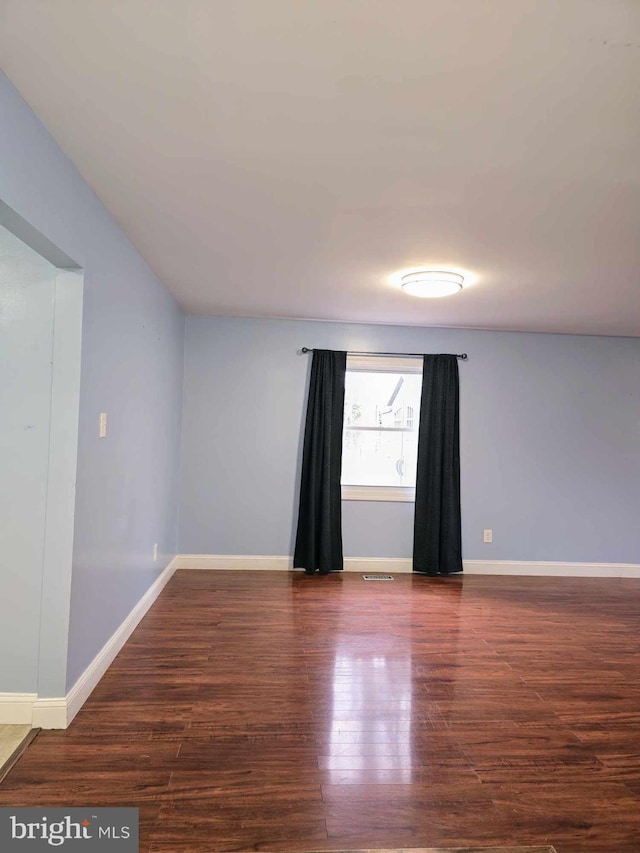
[0, 2, 639, 853]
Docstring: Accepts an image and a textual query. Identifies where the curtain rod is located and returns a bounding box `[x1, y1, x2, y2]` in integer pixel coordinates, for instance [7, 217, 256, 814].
[300, 347, 467, 360]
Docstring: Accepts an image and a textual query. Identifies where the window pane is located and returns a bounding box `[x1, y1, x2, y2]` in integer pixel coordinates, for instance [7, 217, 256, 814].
[342, 371, 421, 488]
[342, 428, 418, 487]
[344, 372, 421, 428]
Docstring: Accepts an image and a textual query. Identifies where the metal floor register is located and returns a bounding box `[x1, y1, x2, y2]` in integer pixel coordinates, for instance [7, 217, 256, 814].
[362, 575, 395, 581]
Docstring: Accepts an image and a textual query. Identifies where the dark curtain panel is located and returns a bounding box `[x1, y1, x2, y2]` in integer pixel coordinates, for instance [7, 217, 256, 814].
[413, 354, 463, 575]
[294, 349, 347, 574]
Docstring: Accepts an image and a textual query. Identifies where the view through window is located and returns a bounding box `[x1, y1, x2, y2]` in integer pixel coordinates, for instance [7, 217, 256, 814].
[341, 357, 422, 498]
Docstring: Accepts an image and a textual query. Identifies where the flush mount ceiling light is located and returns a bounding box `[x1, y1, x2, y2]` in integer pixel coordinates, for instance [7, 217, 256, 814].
[400, 270, 464, 298]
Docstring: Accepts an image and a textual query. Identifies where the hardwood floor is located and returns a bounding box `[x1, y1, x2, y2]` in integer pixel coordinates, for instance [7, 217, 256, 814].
[2, 570, 640, 852]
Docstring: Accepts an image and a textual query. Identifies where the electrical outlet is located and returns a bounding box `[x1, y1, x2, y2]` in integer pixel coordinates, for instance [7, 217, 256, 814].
[99, 412, 107, 438]
[483, 529, 493, 543]
[153, 543, 158, 561]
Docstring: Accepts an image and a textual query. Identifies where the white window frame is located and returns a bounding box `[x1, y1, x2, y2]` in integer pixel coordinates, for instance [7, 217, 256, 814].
[341, 354, 423, 502]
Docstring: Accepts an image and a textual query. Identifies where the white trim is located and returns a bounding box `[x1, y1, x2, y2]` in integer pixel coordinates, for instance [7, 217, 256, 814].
[0, 694, 38, 725]
[341, 485, 415, 502]
[464, 560, 640, 578]
[176, 554, 293, 571]
[345, 557, 412, 573]
[347, 354, 422, 373]
[176, 555, 640, 578]
[32, 699, 67, 729]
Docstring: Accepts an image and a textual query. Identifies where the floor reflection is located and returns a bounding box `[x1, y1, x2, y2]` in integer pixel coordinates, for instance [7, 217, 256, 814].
[328, 647, 413, 783]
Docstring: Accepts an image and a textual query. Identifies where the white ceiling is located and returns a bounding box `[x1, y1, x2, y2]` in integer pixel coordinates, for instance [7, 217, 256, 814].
[1, 0, 639, 336]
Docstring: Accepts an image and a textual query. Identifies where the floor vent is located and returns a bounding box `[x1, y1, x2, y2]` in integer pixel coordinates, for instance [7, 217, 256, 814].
[362, 574, 395, 581]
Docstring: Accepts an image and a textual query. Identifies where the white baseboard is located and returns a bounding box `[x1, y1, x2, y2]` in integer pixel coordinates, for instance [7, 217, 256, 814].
[344, 557, 412, 573]
[177, 554, 294, 570]
[32, 698, 67, 729]
[177, 554, 640, 578]
[177, 555, 413, 573]
[465, 560, 640, 578]
[0, 557, 178, 729]
[0, 693, 38, 725]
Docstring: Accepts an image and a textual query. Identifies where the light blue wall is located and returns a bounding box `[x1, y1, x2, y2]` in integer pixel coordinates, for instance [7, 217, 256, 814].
[0, 72, 185, 693]
[180, 316, 640, 564]
[0, 228, 57, 693]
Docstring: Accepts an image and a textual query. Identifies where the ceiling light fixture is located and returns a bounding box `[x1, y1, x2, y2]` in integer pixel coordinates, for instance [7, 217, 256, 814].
[400, 270, 464, 298]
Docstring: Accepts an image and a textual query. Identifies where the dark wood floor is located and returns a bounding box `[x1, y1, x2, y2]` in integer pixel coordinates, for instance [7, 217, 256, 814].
[2, 570, 640, 852]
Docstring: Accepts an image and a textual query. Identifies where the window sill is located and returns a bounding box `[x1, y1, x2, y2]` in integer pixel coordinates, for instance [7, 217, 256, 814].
[341, 485, 415, 502]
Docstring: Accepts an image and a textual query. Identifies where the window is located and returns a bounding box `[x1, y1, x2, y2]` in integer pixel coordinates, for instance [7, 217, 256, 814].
[341, 355, 422, 501]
